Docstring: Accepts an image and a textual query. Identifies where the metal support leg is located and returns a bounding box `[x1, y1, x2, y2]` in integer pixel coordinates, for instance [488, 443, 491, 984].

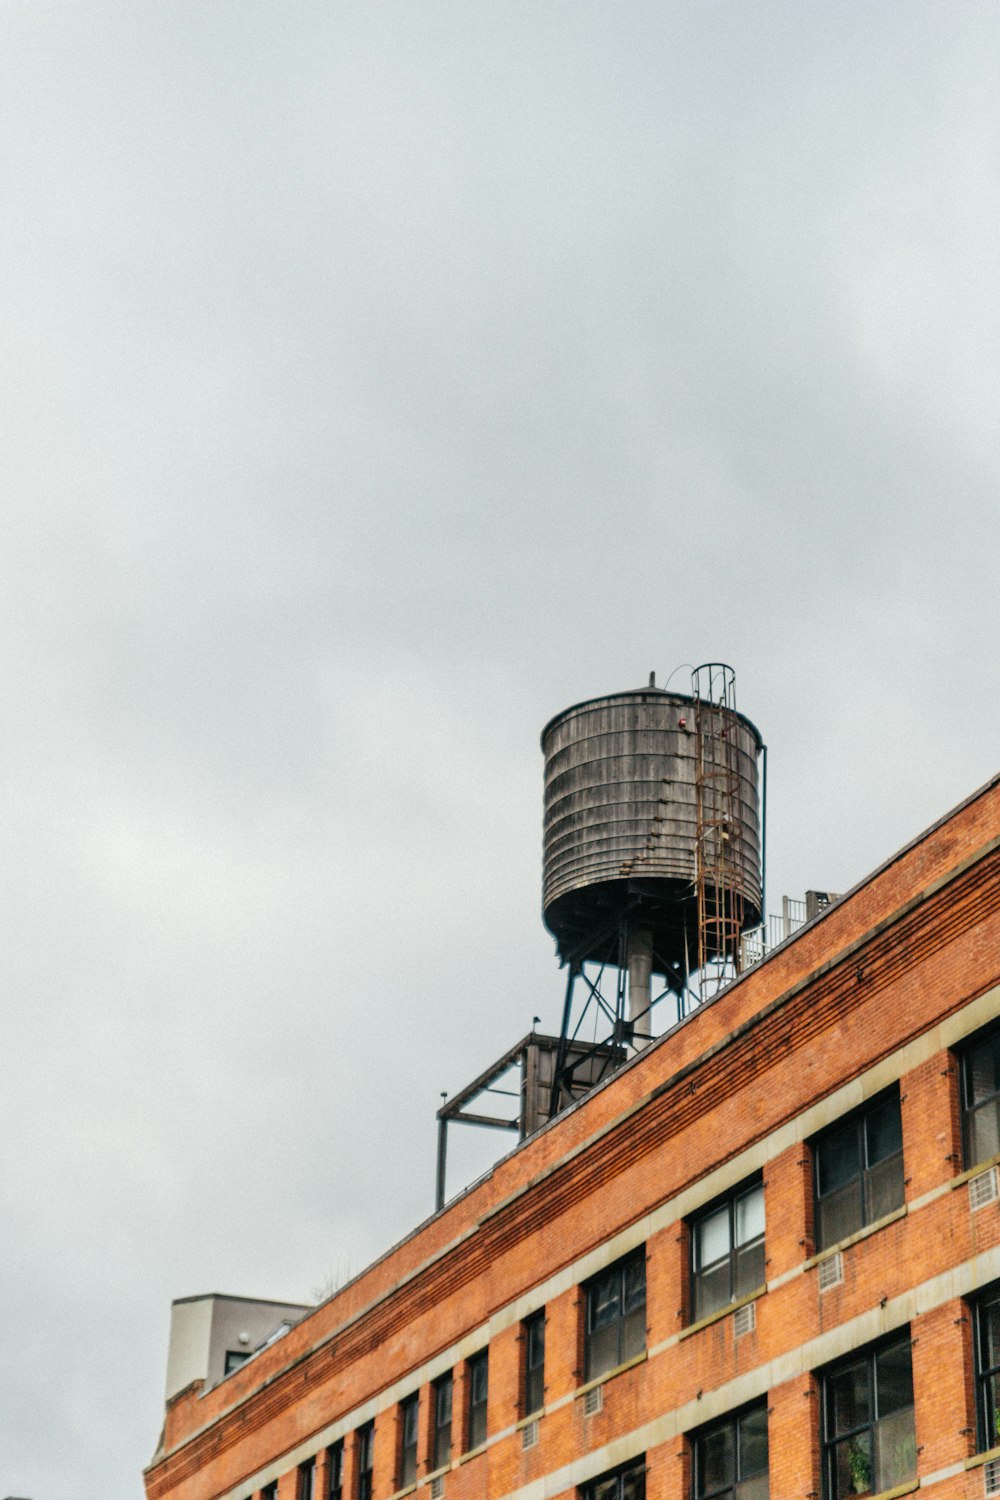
[435, 1116, 448, 1212]
[548, 963, 579, 1120]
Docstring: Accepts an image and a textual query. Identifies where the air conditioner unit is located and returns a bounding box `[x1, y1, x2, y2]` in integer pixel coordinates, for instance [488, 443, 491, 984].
[970, 1167, 999, 1213]
[818, 1251, 844, 1293]
[582, 1385, 603, 1417]
[733, 1301, 756, 1339]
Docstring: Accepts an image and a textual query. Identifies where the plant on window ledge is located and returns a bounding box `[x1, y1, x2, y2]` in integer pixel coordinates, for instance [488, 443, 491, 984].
[847, 1440, 872, 1495]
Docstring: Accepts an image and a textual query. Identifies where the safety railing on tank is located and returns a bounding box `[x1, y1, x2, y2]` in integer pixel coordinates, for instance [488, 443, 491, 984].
[739, 892, 839, 971]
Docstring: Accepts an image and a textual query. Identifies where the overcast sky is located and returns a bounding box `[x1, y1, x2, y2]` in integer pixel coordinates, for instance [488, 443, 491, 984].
[1, 3, 998, 1495]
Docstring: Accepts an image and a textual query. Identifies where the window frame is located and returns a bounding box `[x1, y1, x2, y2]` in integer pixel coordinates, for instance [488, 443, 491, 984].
[974, 1284, 1000, 1451]
[581, 1456, 646, 1500]
[432, 1371, 453, 1471]
[399, 1393, 419, 1488]
[328, 1440, 344, 1500]
[820, 1332, 917, 1499]
[523, 1309, 545, 1417]
[960, 1024, 1000, 1171]
[689, 1176, 766, 1323]
[298, 1458, 316, 1500]
[583, 1247, 647, 1382]
[813, 1088, 905, 1252]
[467, 1350, 489, 1451]
[691, 1401, 769, 1500]
[355, 1421, 374, 1500]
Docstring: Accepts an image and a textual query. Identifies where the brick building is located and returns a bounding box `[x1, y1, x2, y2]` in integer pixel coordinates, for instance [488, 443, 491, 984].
[146, 770, 1000, 1500]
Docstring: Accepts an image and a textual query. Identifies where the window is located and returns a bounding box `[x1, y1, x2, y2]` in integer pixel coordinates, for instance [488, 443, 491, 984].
[585, 1249, 646, 1381]
[225, 1348, 251, 1375]
[299, 1459, 316, 1500]
[583, 1457, 646, 1500]
[262, 1486, 278, 1500]
[433, 1373, 453, 1470]
[814, 1091, 904, 1250]
[356, 1422, 374, 1500]
[524, 1310, 545, 1416]
[691, 1179, 765, 1321]
[821, 1334, 916, 1499]
[962, 1027, 1000, 1169]
[328, 1441, 344, 1500]
[693, 1404, 768, 1500]
[468, 1351, 488, 1450]
[975, 1285, 1000, 1450]
[399, 1394, 419, 1487]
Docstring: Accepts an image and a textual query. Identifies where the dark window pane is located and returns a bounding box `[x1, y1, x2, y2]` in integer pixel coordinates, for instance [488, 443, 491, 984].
[816, 1093, 905, 1249]
[527, 1315, 545, 1367]
[831, 1434, 872, 1500]
[586, 1322, 619, 1380]
[874, 1406, 917, 1489]
[987, 1373, 1000, 1448]
[875, 1340, 914, 1417]
[468, 1353, 488, 1449]
[817, 1121, 860, 1196]
[817, 1182, 862, 1250]
[403, 1399, 419, 1446]
[968, 1038, 1000, 1106]
[328, 1442, 343, 1500]
[864, 1152, 904, 1223]
[623, 1256, 646, 1313]
[692, 1182, 765, 1322]
[698, 1422, 734, 1489]
[828, 1359, 871, 1436]
[621, 1466, 645, 1500]
[969, 1100, 1000, 1168]
[735, 1239, 766, 1300]
[696, 1409, 768, 1500]
[356, 1423, 374, 1500]
[984, 1300, 1000, 1373]
[864, 1096, 903, 1166]
[525, 1313, 545, 1415]
[434, 1377, 452, 1468]
[585, 1253, 645, 1377]
[738, 1407, 768, 1477]
[586, 1462, 645, 1500]
[401, 1395, 419, 1487]
[590, 1270, 622, 1330]
[620, 1304, 645, 1363]
[469, 1404, 487, 1449]
[978, 1293, 1000, 1451]
[695, 1260, 732, 1320]
[825, 1340, 915, 1499]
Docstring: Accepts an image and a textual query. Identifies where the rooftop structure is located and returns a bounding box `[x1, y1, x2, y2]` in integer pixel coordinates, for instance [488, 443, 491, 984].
[146, 681, 1000, 1500]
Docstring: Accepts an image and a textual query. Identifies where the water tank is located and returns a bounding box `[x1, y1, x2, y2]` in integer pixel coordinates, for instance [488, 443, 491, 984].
[541, 684, 763, 971]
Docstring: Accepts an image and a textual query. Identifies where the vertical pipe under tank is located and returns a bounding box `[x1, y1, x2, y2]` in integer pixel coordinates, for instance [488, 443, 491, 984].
[627, 926, 653, 1048]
